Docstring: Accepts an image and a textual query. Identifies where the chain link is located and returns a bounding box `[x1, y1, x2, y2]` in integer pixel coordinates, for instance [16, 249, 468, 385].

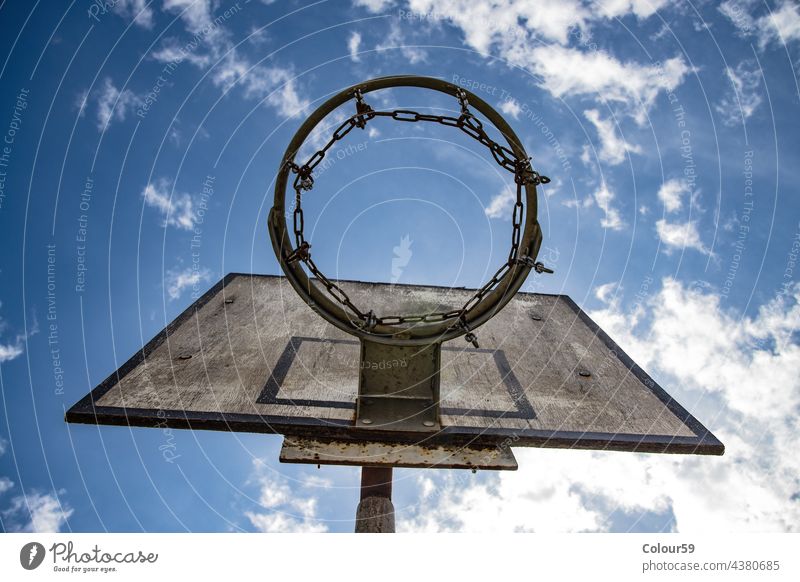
[282, 88, 551, 332]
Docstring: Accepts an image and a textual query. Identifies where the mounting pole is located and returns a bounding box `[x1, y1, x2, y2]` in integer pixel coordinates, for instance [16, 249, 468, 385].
[355, 466, 395, 533]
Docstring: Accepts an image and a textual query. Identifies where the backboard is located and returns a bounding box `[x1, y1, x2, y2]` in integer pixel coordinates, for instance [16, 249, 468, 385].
[66, 273, 723, 462]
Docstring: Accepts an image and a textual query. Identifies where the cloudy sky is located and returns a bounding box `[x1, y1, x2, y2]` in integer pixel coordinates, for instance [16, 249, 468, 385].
[0, 0, 798, 533]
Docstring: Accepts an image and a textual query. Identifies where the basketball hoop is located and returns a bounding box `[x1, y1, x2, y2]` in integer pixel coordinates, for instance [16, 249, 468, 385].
[269, 75, 552, 349]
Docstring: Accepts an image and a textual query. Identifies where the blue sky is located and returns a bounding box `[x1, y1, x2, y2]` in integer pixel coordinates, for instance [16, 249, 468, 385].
[0, 0, 799, 532]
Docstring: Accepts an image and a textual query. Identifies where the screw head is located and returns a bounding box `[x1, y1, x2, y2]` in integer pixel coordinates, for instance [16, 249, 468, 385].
[530, 313, 542, 321]
[361, 418, 373, 425]
[423, 420, 435, 427]
[578, 370, 591, 378]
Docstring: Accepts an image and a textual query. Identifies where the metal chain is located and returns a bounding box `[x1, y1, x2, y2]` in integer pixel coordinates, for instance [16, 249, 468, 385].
[282, 88, 551, 333]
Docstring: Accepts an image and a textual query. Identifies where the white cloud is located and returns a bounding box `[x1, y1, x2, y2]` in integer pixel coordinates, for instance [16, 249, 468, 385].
[0, 436, 7, 456]
[404, 0, 670, 52]
[348, 31, 362, 62]
[531, 47, 690, 124]
[583, 109, 641, 165]
[168, 126, 181, 146]
[93, 78, 140, 131]
[0, 342, 23, 363]
[156, 0, 227, 62]
[593, 182, 624, 230]
[593, 0, 668, 19]
[657, 178, 688, 213]
[142, 179, 196, 230]
[562, 196, 593, 209]
[593, 278, 800, 431]
[402, 280, 800, 532]
[405, 1, 689, 122]
[403, 0, 676, 51]
[376, 22, 427, 63]
[112, 0, 154, 29]
[246, 511, 328, 533]
[484, 186, 515, 219]
[408, 0, 589, 47]
[0, 309, 36, 363]
[0, 477, 13, 494]
[74, 89, 89, 117]
[165, 267, 212, 301]
[719, 0, 757, 37]
[257, 70, 309, 120]
[302, 474, 334, 489]
[353, 0, 395, 13]
[154, 1, 309, 120]
[759, 1, 800, 47]
[715, 59, 763, 126]
[580, 144, 592, 166]
[211, 53, 310, 119]
[163, 0, 218, 36]
[719, 0, 800, 49]
[539, 175, 561, 198]
[498, 98, 522, 119]
[245, 24, 270, 46]
[3, 491, 74, 532]
[594, 281, 620, 303]
[151, 42, 212, 68]
[656, 219, 709, 254]
[245, 460, 328, 532]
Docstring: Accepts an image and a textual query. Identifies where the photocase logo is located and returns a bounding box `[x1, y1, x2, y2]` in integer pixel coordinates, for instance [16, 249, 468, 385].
[20, 542, 46, 570]
[391, 234, 413, 284]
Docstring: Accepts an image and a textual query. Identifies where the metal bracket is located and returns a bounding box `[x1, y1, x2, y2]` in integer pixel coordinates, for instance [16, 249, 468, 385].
[455, 88, 470, 115]
[517, 255, 554, 274]
[355, 340, 441, 432]
[353, 88, 373, 129]
[285, 241, 311, 264]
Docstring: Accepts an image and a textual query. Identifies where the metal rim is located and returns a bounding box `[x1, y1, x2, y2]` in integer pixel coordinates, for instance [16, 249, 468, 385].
[269, 75, 543, 346]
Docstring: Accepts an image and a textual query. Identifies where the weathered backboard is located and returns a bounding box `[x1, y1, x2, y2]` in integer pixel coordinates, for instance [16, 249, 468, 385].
[66, 274, 723, 458]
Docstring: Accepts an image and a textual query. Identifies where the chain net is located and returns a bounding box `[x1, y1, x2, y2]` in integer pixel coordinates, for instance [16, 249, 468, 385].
[281, 88, 550, 337]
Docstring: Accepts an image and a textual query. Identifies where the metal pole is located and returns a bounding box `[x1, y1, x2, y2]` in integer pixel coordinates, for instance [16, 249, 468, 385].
[355, 466, 395, 533]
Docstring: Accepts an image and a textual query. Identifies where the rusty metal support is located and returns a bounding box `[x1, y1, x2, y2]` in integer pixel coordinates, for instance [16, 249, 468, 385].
[355, 467, 395, 533]
[279, 436, 519, 470]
